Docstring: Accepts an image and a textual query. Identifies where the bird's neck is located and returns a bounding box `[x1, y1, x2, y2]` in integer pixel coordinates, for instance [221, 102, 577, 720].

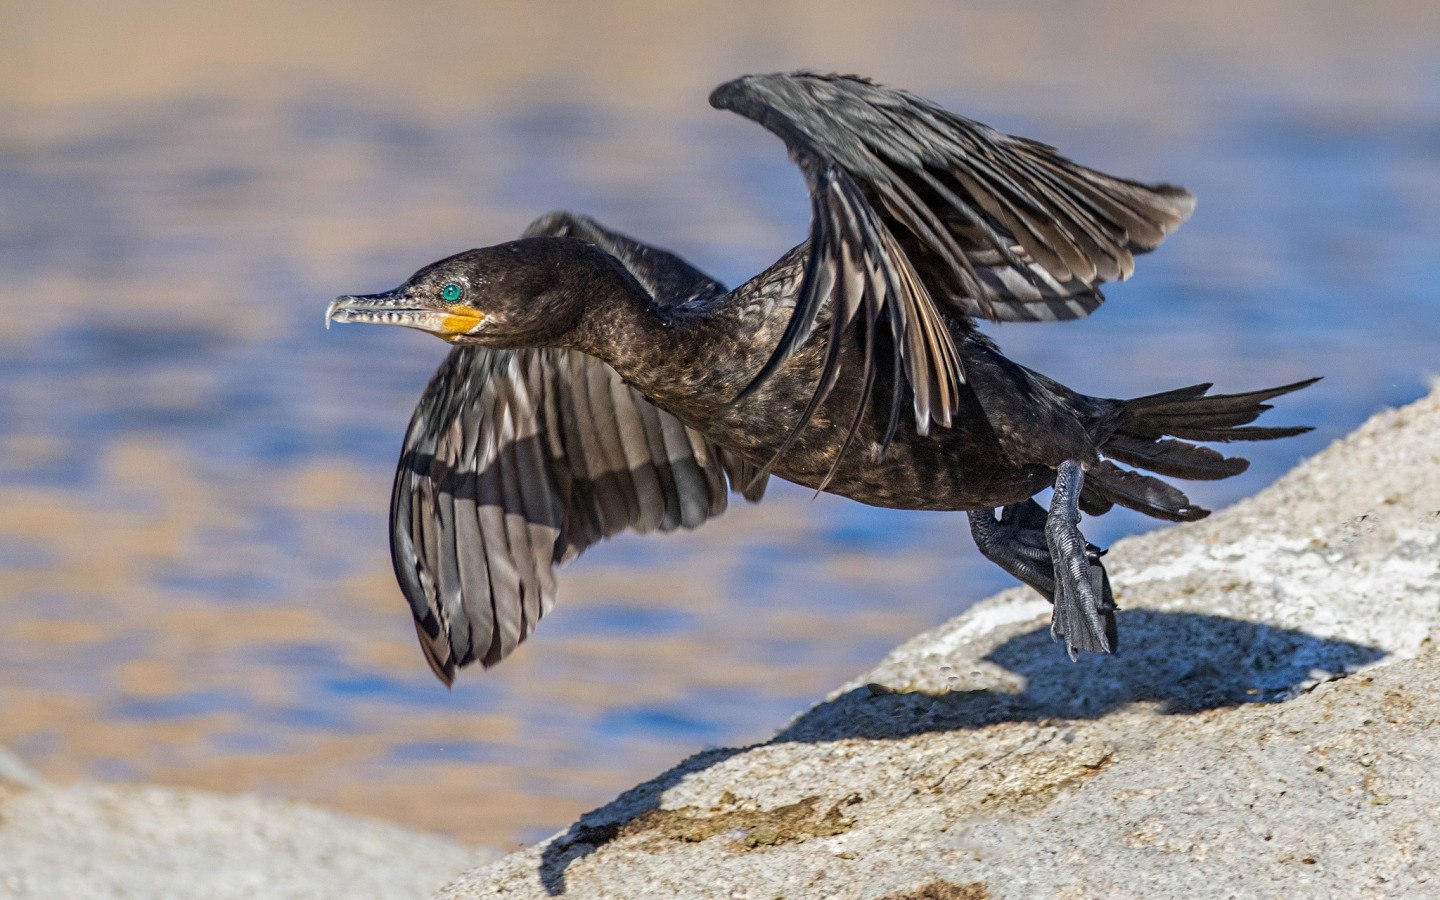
[554, 248, 722, 407]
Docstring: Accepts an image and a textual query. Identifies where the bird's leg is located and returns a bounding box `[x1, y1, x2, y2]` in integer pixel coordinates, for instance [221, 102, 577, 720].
[967, 469, 1117, 660]
[1044, 460, 1117, 659]
[968, 499, 1056, 598]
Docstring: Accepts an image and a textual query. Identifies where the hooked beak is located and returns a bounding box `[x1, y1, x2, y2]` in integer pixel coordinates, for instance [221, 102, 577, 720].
[325, 289, 485, 339]
[326, 290, 409, 329]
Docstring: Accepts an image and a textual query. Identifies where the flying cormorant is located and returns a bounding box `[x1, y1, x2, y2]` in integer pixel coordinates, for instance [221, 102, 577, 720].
[327, 72, 1315, 684]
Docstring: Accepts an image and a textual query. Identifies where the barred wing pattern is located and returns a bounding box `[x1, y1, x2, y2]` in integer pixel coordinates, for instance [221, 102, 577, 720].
[393, 213, 763, 683]
[712, 72, 1196, 445]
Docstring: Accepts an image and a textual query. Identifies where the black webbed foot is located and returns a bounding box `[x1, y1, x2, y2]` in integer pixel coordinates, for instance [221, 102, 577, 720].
[1044, 460, 1117, 658]
[969, 499, 1055, 598]
[967, 461, 1117, 659]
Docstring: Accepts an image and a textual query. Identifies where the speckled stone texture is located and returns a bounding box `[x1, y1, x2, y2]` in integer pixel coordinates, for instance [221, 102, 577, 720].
[439, 385, 1440, 899]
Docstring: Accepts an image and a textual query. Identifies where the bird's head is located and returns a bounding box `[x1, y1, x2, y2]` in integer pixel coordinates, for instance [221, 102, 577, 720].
[327, 238, 602, 347]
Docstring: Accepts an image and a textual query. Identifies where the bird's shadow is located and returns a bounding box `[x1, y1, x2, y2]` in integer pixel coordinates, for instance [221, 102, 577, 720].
[535, 610, 1384, 895]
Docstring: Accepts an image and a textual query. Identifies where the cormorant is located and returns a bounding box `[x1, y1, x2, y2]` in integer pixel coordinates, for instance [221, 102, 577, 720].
[327, 73, 1315, 685]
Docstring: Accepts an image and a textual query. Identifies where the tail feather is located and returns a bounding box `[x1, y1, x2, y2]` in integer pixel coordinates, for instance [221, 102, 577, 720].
[1102, 435, 1249, 480]
[1086, 377, 1318, 521]
[1116, 382, 1212, 412]
[1079, 487, 1114, 516]
[1086, 461, 1207, 522]
[1163, 423, 1313, 443]
[1120, 378, 1318, 436]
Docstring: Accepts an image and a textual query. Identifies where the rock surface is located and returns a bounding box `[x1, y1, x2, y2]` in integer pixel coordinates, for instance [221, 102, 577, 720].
[0, 774, 496, 899]
[439, 385, 1440, 899]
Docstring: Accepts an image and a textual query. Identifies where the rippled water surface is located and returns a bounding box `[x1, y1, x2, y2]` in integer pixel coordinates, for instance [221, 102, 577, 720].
[1, 0, 1436, 848]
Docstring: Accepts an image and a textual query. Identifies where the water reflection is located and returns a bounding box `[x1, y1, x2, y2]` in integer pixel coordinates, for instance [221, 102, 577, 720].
[0, 0, 1436, 850]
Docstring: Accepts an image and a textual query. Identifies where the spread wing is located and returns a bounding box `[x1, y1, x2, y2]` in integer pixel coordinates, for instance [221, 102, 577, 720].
[711, 72, 1196, 445]
[393, 213, 764, 683]
[521, 211, 728, 306]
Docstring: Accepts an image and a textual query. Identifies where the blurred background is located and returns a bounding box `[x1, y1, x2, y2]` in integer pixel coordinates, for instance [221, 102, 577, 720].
[0, 0, 1435, 850]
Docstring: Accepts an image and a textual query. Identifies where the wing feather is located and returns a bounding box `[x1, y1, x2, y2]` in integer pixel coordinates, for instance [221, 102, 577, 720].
[712, 71, 1195, 443]
[391, 214, 767, 682]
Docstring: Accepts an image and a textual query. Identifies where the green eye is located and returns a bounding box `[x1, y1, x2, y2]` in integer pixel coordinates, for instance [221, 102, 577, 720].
[440, 282, 464, 303]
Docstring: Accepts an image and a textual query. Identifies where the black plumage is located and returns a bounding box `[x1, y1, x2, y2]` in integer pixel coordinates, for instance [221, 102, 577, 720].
[327, 72, 1315, 683]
